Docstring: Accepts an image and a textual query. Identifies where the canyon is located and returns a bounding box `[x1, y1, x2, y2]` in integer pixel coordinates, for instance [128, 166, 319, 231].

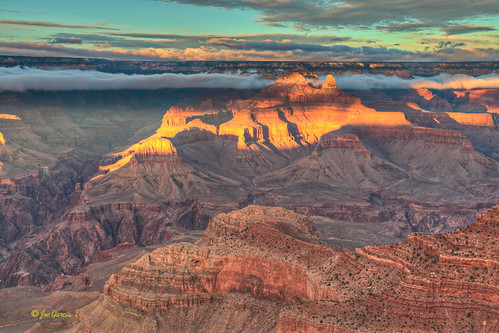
[0, 59, 497, 332]
[70, 205, 498, 333]
[0, 70, 497, 288]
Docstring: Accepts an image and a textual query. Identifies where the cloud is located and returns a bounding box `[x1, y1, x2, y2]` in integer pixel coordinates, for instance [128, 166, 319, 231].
[0, 66, 497, 94]
[0, 66, 274, 92]
[206, 38, 353, 52]
[442, 25, 496, 35]
[0, 9, 21, 13]
[48, 32, 181, 48]
[1, 40, 497, 62]
[110, 32, 352, 44]
[51, 37, 82, 44]
[0, 19, 119, 30]
[262, 22, 287, 28]
[204, 38, 442, 61]
[377, 22, 439, 33]
[433, 41, 466, 50]
[110, 32, 190, 39]
[160, 0, 499, 30]
[101, 32, 358, 50]
[334, 73, 499, 90]
[0, 41, 286, 60]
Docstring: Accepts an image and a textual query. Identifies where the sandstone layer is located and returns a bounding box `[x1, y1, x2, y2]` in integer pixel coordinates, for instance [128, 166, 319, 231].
[73, 205, 499, 333]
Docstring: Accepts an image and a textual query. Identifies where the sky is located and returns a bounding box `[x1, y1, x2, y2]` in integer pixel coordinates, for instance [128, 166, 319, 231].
[0, 0, 498, 62]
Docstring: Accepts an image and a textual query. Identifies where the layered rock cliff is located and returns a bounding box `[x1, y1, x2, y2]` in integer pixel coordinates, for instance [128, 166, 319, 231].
[0, 89, 201, 287]
[72, 205, 499, 333]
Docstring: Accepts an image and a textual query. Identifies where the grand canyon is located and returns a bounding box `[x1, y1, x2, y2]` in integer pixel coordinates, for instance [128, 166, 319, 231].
[0, 57, 497, 332]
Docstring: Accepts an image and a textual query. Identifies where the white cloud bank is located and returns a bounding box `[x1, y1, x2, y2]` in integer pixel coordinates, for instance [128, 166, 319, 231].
[0, 66, 273, 92]
[335, 73, 499, 90]
[0, 67, 497, 92]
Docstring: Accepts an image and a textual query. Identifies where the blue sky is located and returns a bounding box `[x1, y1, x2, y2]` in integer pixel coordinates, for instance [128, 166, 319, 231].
[0, 0, 497, 61]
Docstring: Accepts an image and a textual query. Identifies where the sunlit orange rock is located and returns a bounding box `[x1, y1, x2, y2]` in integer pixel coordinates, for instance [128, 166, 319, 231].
[416, 88, 436, 101]
[100, 137, 178, 173]
[0, 114, 21, 120]
[101, 73, 413, 169]
[446, 112, 495, 127]
[218, 110, 263, 149]
[156, 107, 217, 138]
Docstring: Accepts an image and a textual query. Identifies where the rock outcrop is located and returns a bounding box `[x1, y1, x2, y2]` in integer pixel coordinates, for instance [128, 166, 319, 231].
[98, 73, 411, 174]
[73, 205, 499, 333]
[445, 112, 495, 127]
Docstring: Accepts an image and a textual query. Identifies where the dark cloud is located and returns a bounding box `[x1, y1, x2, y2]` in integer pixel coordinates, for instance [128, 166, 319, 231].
[0, 41, 140, 60]
[110, 32, 349, 42]
[377, 22, 438, 33]
[48, 33, 180, 48]
[110, 32, 191, 39]
[206, 38, 353, 52]
[107, 32, 356, 49]
[0, 66, 274, 92]
[51, 37, 82, 44]
[1, 40, 497, 62]
[262, 22, 287, 28]
[434, 41, 466, 50]
[0, 19, 119, 30]
[442, 25, 496, 35]
[161, 0, 499, 30]
[205, 38, 430, 60]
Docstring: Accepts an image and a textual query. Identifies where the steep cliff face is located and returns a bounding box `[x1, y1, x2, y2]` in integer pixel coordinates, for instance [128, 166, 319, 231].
[0, 111, 90, 275]
[349, 87, 499, 162]
[73, 205, 499, 333]
[0, 89, 198, 287]
[445, 112, 495, 127]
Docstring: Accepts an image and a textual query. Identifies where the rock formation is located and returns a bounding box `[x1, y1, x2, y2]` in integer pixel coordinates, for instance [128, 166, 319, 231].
[0, 73, 499, 285]
[1, 73, 498, 288]
[72, 205, 499, 333]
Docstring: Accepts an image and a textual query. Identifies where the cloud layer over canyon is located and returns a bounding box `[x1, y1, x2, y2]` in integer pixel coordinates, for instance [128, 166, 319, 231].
[1, 66, 498, 92]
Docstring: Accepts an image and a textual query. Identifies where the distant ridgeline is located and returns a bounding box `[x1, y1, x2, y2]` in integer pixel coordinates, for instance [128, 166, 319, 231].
[0, 55, 497, 77]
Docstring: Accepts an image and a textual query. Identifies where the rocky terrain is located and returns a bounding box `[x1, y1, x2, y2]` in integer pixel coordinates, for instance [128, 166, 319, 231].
[0, 71, 497, 288]
[0, 88, 207, 286]
[0, 58, 497, 332]
[70, 205, 499, 333]
[1, 56, 497, 77]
